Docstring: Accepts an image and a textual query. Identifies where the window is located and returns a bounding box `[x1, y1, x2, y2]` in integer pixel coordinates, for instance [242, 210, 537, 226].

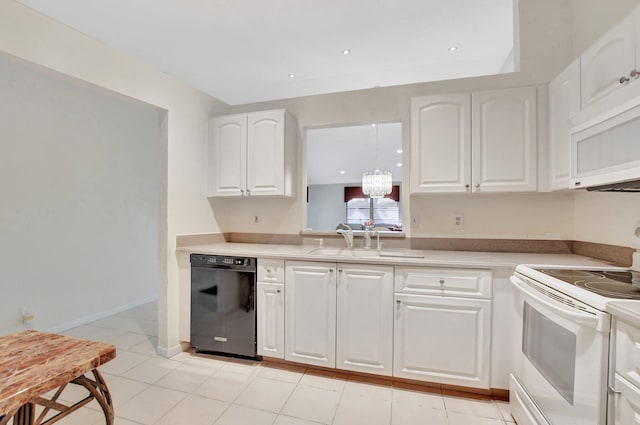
[344, 186, 401, 229]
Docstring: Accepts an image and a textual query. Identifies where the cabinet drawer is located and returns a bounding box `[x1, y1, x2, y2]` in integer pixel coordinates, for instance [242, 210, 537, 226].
[615, 320, 640, 387]
[613, 374, 640, 425]
[395, 267, 492, 298]
[257, 259, 285, 283]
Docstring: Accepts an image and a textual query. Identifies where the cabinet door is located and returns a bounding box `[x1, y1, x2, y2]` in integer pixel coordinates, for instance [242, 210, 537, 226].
[393, 294, 491, 389]
[285, 261, 336, 368]
[580, 15, 635, 109]
[246, 110, 285, 196]
[336, 264, 393, 376]
[548, 60, 581, 191]
[472, 87, 537, 192]
[207, 114, 247, 197]
[257, 282, 284, 358]
[410, 94, 472, 193]
[612, 374, 640, 425]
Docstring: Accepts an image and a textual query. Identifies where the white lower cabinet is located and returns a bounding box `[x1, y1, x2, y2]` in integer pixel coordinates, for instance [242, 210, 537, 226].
[284, 260, 393, 374]
[393, 266, 492, 389]
[337, 264, 394, 376]
[284, 261, 337, 368]
[280, 260, 493, 388]
[611, 318, 640, 425]
[612, 374, 640, 425]
[393, 294, 491, 388]
[256, 282, 284, 358]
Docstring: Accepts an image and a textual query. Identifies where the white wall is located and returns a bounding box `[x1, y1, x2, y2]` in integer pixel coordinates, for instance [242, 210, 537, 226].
[0, 0, 229, 354]
[411, 193, 574, 239]
[0, 52, 161, 333]
[307, 184, 348, 231]
[218, 0, 577, 238]
[215, 0, 640, 250]
[573, 192, 640, 249]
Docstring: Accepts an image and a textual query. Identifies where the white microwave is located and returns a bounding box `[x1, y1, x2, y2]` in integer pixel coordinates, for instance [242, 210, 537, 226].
[569, 96, 640, 190]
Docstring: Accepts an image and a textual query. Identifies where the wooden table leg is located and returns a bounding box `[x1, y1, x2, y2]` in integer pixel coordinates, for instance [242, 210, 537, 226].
[12, 403, 34, 425]
[71, 370, 113, 425]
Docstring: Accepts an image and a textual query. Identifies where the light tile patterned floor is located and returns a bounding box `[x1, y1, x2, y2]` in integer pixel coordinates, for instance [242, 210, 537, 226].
[42, 302, 516, 425]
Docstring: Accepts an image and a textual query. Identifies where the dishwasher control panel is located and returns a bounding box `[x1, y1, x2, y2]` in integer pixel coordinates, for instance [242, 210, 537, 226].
[190, 254, 256, 270]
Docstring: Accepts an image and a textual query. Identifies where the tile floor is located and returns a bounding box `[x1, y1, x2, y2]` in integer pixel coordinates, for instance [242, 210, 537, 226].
[41, 302, 516, 425]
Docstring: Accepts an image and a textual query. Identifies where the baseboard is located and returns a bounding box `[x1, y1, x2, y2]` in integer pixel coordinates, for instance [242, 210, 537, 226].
[157, 343, 184, 358]
[260, 356, 508, 400]
[46, 295, 158, 334]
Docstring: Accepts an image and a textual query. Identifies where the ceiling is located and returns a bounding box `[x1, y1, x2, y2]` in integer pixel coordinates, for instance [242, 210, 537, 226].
[16, 0, 515, 105]
[306, 122, 402, 186]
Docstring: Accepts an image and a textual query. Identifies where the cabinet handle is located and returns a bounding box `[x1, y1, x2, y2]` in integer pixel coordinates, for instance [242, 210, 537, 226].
[465, 184, 470, 191]
[240, 189, 245, 195]
[620, 75, 630, 84]
[247, 189, 251, 196]
[329, 269, 334, 273]
[439, 279, 445, 284]
[475, 183, 480, 189]
[276, 289, 281, 293]
[631, 70, 640, 79]
[396, 300, 401, 305]
[574, 181, 581, 187]
[338, 269, 343, 273]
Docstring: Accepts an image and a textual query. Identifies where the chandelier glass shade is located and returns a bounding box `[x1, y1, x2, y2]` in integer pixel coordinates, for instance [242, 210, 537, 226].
[362, 169, 392, 198]
[362, 124, 392, 198]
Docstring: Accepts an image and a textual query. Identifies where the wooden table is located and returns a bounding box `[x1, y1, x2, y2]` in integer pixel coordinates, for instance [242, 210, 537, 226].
[0, 330, 116, 425]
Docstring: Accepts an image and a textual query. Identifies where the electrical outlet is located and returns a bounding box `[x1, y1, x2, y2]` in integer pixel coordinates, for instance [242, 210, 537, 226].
[411, 216, 419, 228]
[453, 213, 464, 229]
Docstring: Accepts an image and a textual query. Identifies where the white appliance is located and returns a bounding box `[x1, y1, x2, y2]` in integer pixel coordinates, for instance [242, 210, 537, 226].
[510, 265, 640, 425]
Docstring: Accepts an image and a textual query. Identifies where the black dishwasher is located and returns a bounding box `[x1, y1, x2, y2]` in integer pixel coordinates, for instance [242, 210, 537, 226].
[190, 254, 259, 360]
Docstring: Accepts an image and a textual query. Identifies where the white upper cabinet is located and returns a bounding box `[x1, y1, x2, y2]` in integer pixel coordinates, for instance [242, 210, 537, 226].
[410, 94, 472, 193]
[410, 87, 538, 194]
[471, 87, 538, 192]
[548, 60, 581, 191]
[580, 14, 636, 110]
[207, 109, 297, 197]
[208, 114, 247, 196]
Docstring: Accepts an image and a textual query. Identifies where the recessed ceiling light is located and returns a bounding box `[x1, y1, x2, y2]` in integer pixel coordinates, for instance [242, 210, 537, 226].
[397, 163, 403, 167]
[371, 123, 376, 127]
[342, 49, 351, 55]
[288, 74, 296, 78]
[340, 170, 345, 175]
[448, 46, 458, 52]
[397, 149, 403, 154]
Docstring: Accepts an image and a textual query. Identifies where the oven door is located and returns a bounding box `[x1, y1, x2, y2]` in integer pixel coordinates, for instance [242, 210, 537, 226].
[510, 273, 610, 425]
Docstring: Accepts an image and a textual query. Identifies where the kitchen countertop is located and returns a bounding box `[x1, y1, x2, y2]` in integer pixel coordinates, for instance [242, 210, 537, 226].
[607, 301, 640, 327]
[176, 242, 615, 269]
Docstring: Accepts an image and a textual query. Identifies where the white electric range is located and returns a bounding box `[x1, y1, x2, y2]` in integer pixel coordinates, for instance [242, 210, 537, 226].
[509, 264, 640, 425]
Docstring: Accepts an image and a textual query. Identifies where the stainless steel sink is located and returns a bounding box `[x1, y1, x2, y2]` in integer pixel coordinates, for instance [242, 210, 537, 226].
[307, 247, 380, 258]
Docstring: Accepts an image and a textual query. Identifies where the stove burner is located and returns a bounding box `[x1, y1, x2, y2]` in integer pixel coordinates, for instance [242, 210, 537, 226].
[532, 268, 640, 299]
[576, 280, 640, 299]
[603, 270, 640, 285]
[541, 269, 603, 279]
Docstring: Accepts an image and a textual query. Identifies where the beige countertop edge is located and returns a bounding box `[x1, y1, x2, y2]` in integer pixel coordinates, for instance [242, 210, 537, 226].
[176, 242, 614, 270]
[608, 301, 640, 326]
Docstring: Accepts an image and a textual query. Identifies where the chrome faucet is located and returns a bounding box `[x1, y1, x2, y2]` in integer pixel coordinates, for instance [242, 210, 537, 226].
[336, 223, 354, 249]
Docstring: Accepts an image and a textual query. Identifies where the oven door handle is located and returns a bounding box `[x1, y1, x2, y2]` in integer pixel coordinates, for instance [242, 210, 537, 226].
[510, 275, 600, 327]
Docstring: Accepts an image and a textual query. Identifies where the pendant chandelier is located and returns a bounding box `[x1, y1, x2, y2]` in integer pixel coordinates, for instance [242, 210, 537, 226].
[362, 123, 392, 198]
